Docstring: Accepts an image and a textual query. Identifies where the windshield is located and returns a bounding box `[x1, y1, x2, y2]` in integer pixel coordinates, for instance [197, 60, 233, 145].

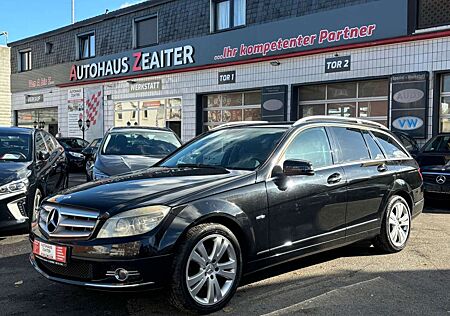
[101, 130, 181, 157]
[160, 127, 287, 171]
[423, 135, 450, 153]
[89, 138, 102, 148]
[58, 138, 88, 149]
[0, 133, 32, 162]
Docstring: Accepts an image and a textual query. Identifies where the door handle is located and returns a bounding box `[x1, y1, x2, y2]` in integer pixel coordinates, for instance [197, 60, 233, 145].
[52, 163, 58, 169]
[327, 173, 342, 184]
[377, 164, 388, 172]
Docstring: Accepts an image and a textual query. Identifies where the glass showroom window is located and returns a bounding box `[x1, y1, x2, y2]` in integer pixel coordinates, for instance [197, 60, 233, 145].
[298, 79, 389, 126]
[203, 91, 261, 131]
[440, 74, 450, 132]
[78, 32, 95, 59]
[212, 0, 246, 32]
[114, 98, 182, 137]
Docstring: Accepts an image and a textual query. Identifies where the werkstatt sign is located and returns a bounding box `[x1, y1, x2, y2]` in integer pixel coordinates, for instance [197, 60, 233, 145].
[129, 79, 162, 92]
[11, 0, 409, 92]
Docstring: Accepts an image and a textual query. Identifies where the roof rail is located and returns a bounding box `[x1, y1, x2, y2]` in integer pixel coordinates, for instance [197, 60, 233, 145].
[293, 115, 388, 130]
[211, 121, 269, 130]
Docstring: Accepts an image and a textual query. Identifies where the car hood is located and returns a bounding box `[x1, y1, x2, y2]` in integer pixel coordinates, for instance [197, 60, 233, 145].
[96, 155, 161, 176]
[0, 162, 32, 186]
[47, 167, 254, 215]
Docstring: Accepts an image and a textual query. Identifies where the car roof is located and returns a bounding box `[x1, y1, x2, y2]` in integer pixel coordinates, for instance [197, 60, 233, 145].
[57, 137, 85, 140]
[109, 126, 175, 133]
[0, 126, 34, 134]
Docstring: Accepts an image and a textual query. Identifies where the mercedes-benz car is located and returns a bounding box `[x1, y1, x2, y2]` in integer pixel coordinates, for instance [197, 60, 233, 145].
[57, 137, 89, 171]
[0, 127, 68, 231]
[415, 133, 450, 198]
[30, 117, 423, 314]
[92, 127, 181, 180]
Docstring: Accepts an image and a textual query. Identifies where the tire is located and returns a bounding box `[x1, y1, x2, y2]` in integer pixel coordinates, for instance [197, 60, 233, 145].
[373, 195, 411, 253]
[169, 223, 243, 314]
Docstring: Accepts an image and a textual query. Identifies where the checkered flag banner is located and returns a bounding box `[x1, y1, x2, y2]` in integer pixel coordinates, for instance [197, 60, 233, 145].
[84, 86, 104, 139]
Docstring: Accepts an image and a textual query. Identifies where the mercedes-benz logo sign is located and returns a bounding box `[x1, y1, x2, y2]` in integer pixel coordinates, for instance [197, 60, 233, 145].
[436, 175, 447, 185]
[46, 208, 60, 233]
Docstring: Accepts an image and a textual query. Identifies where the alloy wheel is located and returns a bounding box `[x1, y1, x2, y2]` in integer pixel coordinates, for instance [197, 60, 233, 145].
[185, 234, 237, 306]
[388, 200, 410, 247]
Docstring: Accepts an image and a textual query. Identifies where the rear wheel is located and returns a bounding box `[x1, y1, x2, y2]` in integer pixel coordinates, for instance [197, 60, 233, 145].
[169, 223, 242, 314]
[374, 195, 411, 253]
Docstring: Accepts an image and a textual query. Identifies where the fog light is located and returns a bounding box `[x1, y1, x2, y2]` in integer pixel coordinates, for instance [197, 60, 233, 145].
[115, 268, 129, 282]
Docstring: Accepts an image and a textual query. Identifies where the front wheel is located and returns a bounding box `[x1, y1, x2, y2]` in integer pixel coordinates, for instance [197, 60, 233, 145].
[373, 195, 411, 253]
[169, 223, 242, 314]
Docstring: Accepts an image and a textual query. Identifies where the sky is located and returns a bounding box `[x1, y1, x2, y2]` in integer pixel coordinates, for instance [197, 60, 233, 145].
[0, 0, 147, 44]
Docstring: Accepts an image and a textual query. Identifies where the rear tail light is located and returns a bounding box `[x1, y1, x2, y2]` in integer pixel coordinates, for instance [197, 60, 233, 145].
[418, 168, 423, 181]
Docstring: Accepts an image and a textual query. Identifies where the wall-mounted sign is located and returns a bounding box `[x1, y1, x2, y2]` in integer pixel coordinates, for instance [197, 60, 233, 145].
[67, 88, 83, 102]
[390, 72, 428, 138]
[11, 0, 409, 92]
[25, 94, 44, 104]
[218, 71, 236, 84]
[261, 85, 288, 122]
[325, 56, 351, 73]
[129, 79, 162, 93]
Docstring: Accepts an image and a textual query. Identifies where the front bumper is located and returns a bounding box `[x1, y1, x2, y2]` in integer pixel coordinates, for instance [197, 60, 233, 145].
[29, 234, 174, 290]
[0, 193, 28, 230]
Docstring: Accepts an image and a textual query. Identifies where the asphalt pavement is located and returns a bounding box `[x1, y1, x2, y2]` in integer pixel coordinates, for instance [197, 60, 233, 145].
[0, 175, 449, 315]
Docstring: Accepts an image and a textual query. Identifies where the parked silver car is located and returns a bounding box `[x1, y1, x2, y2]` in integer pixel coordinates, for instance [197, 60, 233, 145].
[91, 127, 181, 180]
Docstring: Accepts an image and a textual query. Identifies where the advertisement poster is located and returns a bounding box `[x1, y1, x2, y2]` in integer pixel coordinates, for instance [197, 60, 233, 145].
[67, 88, 83, 138]
[84, 86, 104, 141]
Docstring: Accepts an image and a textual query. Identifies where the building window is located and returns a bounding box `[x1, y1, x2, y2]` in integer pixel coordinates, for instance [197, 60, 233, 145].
[78, 32, 95, 59]
[134, 15, 158, 48]
[45, 42, 53, 54]
[440, 74, 450, 132]
[19, 50, 32, 72]
[203, 91, 261, 131]
[417, 0, 450, 29]
[212, 0, 246, 32]
[298, 79, 389, 126]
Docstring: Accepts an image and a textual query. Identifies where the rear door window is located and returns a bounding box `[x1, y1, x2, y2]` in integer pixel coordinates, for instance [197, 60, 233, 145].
[372, 131, 409, 159]
[329, 127, 370, 163]
[284, 127, 333, 168]
[35, 132, 48, 154]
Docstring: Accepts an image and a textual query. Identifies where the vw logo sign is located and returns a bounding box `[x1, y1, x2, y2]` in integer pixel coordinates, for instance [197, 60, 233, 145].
[393, 89, 424, 103]
[436, 175, 447, 185]
[392, 116, 424, 131]
[46, 208, 60, 233]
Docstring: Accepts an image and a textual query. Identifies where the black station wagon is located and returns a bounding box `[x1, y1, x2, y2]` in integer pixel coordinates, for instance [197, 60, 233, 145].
[30, 116, 423, 314]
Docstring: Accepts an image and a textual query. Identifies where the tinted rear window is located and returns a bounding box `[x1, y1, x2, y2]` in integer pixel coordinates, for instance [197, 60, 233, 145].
[372, 131, 409, 159]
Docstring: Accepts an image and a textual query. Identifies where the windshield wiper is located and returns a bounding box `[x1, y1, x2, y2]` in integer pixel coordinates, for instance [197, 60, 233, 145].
[176, 163, 228, 171]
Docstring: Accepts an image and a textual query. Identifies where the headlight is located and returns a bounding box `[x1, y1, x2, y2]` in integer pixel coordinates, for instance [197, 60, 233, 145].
[93, 167, 109, 180]
[97, 205, 170, 238]
[69, 151, 84, 158]
[0, 178, 29, 196]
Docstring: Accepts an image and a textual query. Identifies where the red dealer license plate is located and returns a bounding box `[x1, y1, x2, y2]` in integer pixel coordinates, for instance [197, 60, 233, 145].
[33, 240, 67, 265]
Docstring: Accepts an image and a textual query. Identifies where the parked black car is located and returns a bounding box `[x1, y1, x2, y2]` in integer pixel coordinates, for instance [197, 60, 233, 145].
[92, 127, 181, 180]
[414, 133, 450, 198]
[30, 117, 423, 314]
[82, 138, 102, 181]
[393, 131, 419, 155]
[0, 127, 68, 231]
[57, 137, 89, 170]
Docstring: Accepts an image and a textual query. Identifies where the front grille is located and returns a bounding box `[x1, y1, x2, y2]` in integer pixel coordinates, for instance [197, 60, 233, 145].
[39, 204, 99, 239]
[37, 258, 94, 280]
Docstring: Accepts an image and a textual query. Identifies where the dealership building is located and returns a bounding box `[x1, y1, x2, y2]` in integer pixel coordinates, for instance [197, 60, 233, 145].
[8, 0, 450, 142]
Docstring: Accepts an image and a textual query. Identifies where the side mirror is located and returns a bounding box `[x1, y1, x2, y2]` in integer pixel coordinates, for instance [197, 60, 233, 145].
[38, 151, 50, 161]
[283, 159, 315, 176]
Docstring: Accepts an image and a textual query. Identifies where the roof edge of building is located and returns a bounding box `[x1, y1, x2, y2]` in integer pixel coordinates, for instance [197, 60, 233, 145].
[8, 0, 176, 47]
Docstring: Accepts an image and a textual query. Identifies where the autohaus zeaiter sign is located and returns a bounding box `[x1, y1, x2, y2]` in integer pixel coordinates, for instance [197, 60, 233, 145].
[11, 0, 409, 92]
